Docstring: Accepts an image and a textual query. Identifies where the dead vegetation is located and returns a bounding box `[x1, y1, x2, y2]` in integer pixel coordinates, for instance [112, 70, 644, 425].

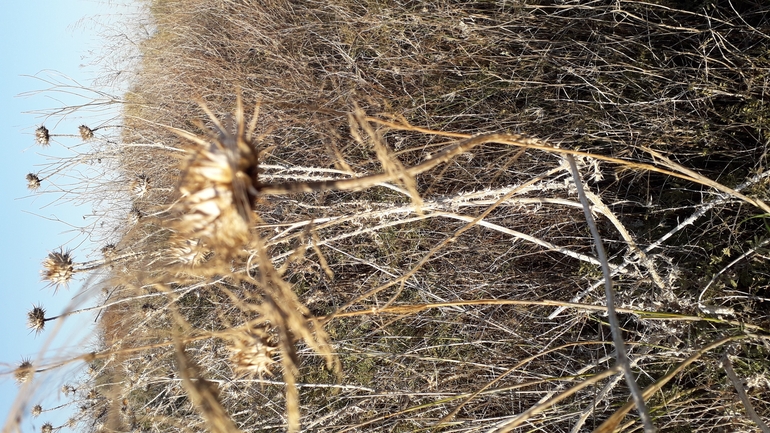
[8, 0, 770, 432]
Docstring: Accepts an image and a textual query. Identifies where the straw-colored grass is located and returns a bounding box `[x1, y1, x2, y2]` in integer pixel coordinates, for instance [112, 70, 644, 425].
[7, 0, 770, 432]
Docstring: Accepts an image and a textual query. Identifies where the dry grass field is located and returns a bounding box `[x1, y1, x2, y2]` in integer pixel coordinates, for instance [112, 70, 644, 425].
[9, 0, 770, 432]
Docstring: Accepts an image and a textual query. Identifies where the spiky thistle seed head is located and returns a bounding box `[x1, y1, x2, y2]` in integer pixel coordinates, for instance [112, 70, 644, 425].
[101, 244, 116, 260]
[41, 422, 53, 433]
[35, 126, 50, 146]
[42, 249, 74, 288]
[15, 359, 33, 384]
[227, 329, 278, 378]
[31, 404, 43, 417]
[130, 174, 150, 198]
[78, 125, 94, 141]
[26, 173, 42, 191]
[169, 237, 211, 267]
[66, 418, 77, 429]
[128, 206, 143, 225]
[27, 305, 46, 334]
[171, 96, 260, 256]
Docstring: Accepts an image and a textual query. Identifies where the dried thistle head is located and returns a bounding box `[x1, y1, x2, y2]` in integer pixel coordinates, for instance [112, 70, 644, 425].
[35, 126, 50, 146]
[41, 422, 53, 433]
[42, 249, 74, 288]
[101, 244, 116, 260]
[15, 359, 33, 384]
[169, 237, 211, 267]
[171, 96, 261, 255]
[61, 384, 75, 396]
[78, 125, 94, 141]
[227, 328, 278, 379]
[130, 174, 150, 198]
[129, 206, 143, 225]
[26, 173, 42, 191]
[27, 304, 46, 334]
[31, 404, 43, 417]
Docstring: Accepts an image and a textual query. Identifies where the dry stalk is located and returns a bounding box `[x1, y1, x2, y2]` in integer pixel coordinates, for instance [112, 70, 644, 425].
[567, 154, 654, 432]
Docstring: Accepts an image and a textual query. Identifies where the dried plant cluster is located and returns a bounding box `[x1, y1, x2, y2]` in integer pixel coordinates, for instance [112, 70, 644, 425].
[9, 1, 770, 433]
[169, 98, 261, 261]
[41, 249, 74, 288]
[26, 173, 41, 191]
[34, 126, 49, 146]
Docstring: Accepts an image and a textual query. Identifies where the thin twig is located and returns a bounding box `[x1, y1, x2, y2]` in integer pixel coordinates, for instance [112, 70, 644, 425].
[721, 353, 770, 433]
[566, 155, 655, 433]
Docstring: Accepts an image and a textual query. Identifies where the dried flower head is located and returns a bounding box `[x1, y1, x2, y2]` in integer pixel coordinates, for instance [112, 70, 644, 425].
[35, 126, 50, 146]
[31, 404, 43, 417]
[27, 304, 47, 334]
[78, 125, 94, 141]
[41, 422, 53, 433]
[66, 418, 77, 429]
[26, 173, 42, 191]
[61, 384, 75, 396]
[171, 96, 260, 255]
[42, 249, 74, 288]
[129, 206, 143, 225]
[130, 174, 150, 198]
[101, 244, 116, 260]
[15, 359, 33, 384]
[170, 238, 211, 267]
[227, 328, 278, 378]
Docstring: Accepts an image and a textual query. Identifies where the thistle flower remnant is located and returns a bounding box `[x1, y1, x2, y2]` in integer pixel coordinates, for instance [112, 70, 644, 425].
[26, 173, 42, 190]
[227, 330, 278, 378]
[171, 96, 260, 253]
[41, 422, 53, 433]
[101, 244, 116, 260]
[31, 405, 43, 417]
[27, 304, 47, 334]
[35, 126, 50, 146]
[129, 206, 143, 225]
[15, 359, 33, 384]
[130, 174, 150, 198]
[78, 125, 94, 141]
[170, 237, 210, 267]
[42, 249, 75, 288]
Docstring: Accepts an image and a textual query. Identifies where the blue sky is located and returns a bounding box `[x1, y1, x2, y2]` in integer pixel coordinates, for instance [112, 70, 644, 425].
[0, 1, 138, 431]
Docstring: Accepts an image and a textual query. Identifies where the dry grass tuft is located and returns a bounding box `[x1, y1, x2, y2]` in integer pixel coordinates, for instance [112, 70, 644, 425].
[10, 1, 770, 432]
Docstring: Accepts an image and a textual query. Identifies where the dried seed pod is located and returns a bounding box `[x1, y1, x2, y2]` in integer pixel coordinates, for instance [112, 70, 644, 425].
[35, 126, 50, 145]
[170, 96, 260, 256]
[27, 305, 47, 334]
[41, 249, 74, 288]
[26, 173, 42, 191]
[227, 328, 278, 378]
[14, 359, 33, 384]
[130, 174, 150, 198]
[31, 405, 43, 417]
[78, 125, 94, 141]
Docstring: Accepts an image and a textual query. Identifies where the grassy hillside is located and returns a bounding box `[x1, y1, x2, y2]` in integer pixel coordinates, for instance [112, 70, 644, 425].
[13, 0, 770, 432]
